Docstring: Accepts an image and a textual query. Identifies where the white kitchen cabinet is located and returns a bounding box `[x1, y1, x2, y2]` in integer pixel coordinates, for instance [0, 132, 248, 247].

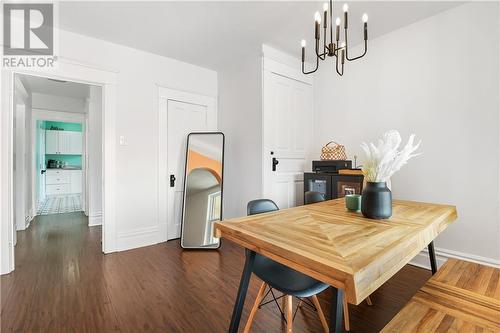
[45, 130, 82, 155]
[68, 132, 83, 155]
[45, 130, 59, 154]
[58, 131, 71, 154]
[46, 169, 82, 195]
[70, 170, 82, 193]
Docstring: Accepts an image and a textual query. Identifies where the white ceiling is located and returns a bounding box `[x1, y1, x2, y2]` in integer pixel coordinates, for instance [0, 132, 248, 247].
[59, 1, 464, 71]
[19, 74, 90, 99]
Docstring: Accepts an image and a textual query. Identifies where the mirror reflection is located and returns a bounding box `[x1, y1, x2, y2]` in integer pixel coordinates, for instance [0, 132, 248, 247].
[181, 133, 224, 249]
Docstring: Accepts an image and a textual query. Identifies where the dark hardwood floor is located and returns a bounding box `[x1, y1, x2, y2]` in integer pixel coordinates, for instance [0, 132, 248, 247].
[1, 212, 431, 332]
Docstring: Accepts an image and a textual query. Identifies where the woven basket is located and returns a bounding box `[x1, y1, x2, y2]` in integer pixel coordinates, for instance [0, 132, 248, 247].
[321, 141, 347, 160]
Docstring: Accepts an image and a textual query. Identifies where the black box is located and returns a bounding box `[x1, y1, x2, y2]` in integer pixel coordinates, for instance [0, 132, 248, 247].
[312, 160, 352, 173]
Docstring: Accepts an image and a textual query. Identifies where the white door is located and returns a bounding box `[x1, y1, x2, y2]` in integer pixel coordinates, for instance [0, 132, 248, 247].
[45, 130, 58, 154]
[262, 69, 313, 209]
[37, 125, 46, 206]
[158, 88, 217, 241]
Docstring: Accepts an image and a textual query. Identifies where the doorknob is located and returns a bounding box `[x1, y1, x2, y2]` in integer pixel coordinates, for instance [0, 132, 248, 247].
[272, 157, 279, 172]
[170, 175, 176, 187]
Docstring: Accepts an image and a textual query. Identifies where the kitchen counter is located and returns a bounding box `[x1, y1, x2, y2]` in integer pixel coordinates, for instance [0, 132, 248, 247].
[47, 167, 82, 170]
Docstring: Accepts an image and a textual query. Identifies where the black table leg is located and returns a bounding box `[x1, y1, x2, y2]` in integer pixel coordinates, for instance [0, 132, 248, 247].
[228, 249, 256, 333]
[329, 287, 344, 333]
[428, 241, 437, 275]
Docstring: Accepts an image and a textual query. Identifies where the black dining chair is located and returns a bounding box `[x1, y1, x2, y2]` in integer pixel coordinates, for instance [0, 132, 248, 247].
[304, 191, 326, 205]
[303, 192, 373, 332]
[243, 199, 330, 333]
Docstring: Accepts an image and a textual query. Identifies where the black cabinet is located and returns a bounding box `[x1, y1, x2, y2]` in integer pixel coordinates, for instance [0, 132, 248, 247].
[304, 172, 364, 202]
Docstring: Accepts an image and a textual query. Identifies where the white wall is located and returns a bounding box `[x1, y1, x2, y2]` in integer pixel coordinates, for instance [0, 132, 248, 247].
[218, 52, 263, 218]
[57, 30, 218, 250]
[32, 92, 86, 113]
[314, 3, 500, 265]
[87, 86, 102, 226]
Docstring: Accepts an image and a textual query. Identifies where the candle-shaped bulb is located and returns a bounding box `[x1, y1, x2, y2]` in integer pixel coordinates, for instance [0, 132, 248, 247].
[341, 42, 346, 48]
[301, 39, 306, 47]
[314, 11, 321, 24]
[323, 3, 328, 12]
[343, 4, 348, 28]
[362, 13, 368, 23]
[343, 3, 349, 12]
[335, 17, 340, 41]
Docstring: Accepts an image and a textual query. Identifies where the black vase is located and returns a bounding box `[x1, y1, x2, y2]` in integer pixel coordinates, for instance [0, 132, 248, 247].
[361, 182, 392, 219]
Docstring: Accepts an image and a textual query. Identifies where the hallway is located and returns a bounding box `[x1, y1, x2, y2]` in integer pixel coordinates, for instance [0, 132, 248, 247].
[1, 213, 431, 332]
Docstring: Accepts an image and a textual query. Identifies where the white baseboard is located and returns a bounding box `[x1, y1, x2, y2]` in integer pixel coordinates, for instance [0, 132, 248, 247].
[410, 245, 500, 270]
[116, 226, 160, 252]
[88, 212, 102, 226]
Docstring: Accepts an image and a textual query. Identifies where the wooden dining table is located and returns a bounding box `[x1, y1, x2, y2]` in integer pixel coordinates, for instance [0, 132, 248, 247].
[214, 198, 457, 333]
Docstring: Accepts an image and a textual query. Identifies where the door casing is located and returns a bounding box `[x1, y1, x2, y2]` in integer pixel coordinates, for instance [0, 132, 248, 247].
[261, 57, 314, 209]
[1, 59, 118, 275]
[158, 87, 217, 242]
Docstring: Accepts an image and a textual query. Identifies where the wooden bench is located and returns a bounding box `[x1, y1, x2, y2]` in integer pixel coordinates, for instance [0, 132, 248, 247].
[382, 259, 500, 332]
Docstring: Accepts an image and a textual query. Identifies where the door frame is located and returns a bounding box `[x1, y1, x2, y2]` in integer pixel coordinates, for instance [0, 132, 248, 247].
[12, 75, 30, 236]
[30, 108, 87, 219]
[261, 54, 314, 201]
[1, 58, 118, 275]
[157, 86, 217, 242]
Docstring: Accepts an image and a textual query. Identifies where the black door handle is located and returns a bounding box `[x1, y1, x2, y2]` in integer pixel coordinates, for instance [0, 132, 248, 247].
[41, 169, 46, 175]
[272, 157, 279, 172]
[170, 175, 176, 187]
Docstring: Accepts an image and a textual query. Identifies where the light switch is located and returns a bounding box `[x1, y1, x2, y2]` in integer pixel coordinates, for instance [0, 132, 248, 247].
[119, 135, 127, 146]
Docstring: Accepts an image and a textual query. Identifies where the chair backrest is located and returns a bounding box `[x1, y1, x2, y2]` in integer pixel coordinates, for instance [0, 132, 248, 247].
[247, 199, 279, 216]
[304, 191, 325, 205]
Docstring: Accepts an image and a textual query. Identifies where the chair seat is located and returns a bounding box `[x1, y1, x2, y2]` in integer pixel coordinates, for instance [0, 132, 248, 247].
[253, 254, 329, 298]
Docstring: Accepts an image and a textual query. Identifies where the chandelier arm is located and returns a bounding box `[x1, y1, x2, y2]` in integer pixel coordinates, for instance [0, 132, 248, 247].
[302, 50, 320, 75]
[316, 38, 326, 60]
[323, 25, 328, 57]
[329, 0, 333, 44]
[347, 40, 367, 61]
[335, 50, 344, 76]
[344, 29, 368, 61]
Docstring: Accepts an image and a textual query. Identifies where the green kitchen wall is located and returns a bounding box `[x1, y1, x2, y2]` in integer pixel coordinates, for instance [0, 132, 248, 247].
[45, 154, 82, 167]
[45, 121, 82, 132]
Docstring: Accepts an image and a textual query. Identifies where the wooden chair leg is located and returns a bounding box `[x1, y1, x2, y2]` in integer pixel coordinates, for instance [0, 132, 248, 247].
[243, 282, 267, 333]
[366, 295, 373, 306]
[310, 295, 329, 333]
[286, 295, 293, 332]
[343, 298, 350, 332]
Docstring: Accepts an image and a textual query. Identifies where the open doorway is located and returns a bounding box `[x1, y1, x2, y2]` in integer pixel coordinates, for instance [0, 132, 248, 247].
[12, 73, 103, 245]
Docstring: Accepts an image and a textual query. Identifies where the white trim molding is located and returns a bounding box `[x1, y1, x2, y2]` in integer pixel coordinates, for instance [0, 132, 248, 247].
[88, 212, 102, 227]
[410, 246, 500, 271]
[116, 226, 160, 252]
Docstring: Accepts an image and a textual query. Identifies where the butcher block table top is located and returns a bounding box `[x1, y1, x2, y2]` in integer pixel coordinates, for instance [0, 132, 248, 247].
[214, 198, 457, 305]
[382, 258, 500, 332]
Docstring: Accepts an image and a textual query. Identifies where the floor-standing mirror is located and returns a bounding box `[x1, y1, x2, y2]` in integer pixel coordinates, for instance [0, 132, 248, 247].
[180, 132, 224, 249]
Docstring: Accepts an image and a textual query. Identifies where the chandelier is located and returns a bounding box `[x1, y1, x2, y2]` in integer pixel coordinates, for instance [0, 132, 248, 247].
[301, 0, 368, 75]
